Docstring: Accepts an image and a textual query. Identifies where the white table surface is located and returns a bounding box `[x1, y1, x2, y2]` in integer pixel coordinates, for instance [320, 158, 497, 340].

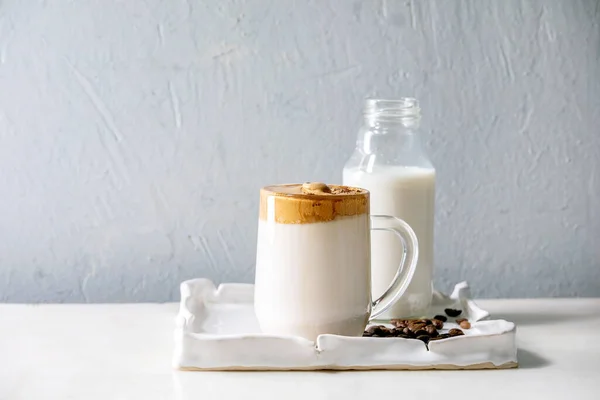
[1, 299, 599, 400]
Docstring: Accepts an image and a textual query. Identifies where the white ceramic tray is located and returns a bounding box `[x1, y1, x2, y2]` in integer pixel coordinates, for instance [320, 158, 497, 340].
[173, 279, 517, 371]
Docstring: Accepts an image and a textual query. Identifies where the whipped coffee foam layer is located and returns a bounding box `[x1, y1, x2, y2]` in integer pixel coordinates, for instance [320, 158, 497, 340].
[260, 183, 369, 224]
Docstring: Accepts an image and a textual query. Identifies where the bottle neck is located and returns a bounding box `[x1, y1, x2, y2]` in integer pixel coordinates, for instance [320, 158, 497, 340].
[357, 122, 421, 156]
[363, 117, 420, 132]
[351, 98, 429, 168]
[362, 97, 421, 132]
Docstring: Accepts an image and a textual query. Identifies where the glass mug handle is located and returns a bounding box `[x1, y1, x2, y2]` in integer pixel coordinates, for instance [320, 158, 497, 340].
[369, 215, 419, 319]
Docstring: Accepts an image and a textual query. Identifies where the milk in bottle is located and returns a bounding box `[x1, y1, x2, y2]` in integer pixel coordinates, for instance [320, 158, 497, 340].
[343, 98, 435, 318]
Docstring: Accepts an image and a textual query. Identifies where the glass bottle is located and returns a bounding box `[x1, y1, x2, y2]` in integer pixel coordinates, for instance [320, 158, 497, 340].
[343, 98, 435, 319]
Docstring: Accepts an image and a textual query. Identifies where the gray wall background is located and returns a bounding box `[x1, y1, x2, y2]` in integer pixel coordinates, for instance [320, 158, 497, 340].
[0, 0, 598, 302]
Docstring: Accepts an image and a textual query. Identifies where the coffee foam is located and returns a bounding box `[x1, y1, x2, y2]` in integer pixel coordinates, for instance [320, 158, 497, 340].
[259, 183, 369, 224]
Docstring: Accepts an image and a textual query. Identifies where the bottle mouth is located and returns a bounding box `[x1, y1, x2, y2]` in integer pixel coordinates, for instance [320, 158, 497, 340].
[363, 98, 421, 121]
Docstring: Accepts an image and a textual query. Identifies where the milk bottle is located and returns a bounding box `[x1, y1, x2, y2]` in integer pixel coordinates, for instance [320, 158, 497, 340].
[343, 98, 435, 319]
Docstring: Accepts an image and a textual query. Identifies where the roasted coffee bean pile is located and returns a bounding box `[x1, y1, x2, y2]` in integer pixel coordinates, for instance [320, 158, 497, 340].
[362, 308, 470, 343]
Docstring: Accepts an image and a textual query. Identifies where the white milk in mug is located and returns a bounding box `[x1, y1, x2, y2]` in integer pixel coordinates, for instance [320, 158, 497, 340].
[254, 182, 419, 340]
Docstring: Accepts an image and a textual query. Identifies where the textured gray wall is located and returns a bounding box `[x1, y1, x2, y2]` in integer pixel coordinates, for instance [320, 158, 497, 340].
[0, 0, 598, 302]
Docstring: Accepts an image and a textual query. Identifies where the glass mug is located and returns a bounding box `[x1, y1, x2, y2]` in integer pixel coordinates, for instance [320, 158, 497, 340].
[254, 182, 419, 341]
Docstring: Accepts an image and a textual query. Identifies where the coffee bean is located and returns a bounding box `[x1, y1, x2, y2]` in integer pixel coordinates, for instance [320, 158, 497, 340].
[425, 325, 439, 337]
[430, 333, 452, 341]
[392, 320, 407, 329]
[379, 327, 393, 337]
[434, 315, 448, 322]
[402, 327, 415, 337]
[414, 329, 429, 337]
[417, 335, 430, 344]
[444, 308, 462, 317]
[391, 319, 407, 327]
[366, 325, 389, 336]
[455, 318, 471, 329]
[365, 326, 378, 335]
[431, 319, 444, 329]
[448, 328, 465, 337]
[390, 328, 404, 337]
[408, 322, 426, 331]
